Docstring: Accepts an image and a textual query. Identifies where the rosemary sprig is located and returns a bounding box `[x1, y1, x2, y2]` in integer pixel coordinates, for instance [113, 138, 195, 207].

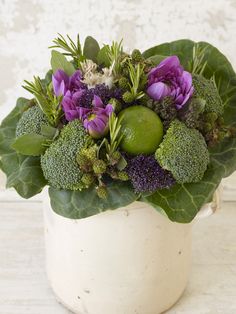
[97, 113, 123, 160]
[191, 43, 207, 75]
[49, 33, 85, 67]
[128, 61, 145, 99]
[107, 112, 123, 155]
[23, 77, 63, 127]
[106, 40, 124, 77]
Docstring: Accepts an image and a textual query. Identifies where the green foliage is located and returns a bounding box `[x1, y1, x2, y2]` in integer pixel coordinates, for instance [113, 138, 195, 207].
[51, 50, 76, 75]
[12, 133, 50, 156]
[100, 112, 127, 170]
[50, 33, 85, 67]
[156, 120, 210, 184]
[48, 180, 139, 219]
[104, 40, 124, 77]
[97, 45, 111, 67]
[131, 49, 143, 62]
[126, 61, 145, 100]
[0, 98, 47, 198]
[92, 159, 107, 175]
[23, 76, 63, 127]
[41, 120, 92, 190]
[83, 36, 100, 63]
[142, 39, 236, 222]
[16, 105, 49, 137]
[192, 74, 223, 115]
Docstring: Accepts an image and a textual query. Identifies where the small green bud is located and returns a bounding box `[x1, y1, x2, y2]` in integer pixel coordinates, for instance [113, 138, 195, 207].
[76, 153, 90, 169]
[96, 185, 108, 199]
[81, 146, 97, 162]
[93, 159, 107, 174]
[118, 77, 129, 90]
[131, 49, 143, 62]
[217, 117, 224, 127]
[109, 98, 122, 113]
[218, 131, 226, 142]
[205, 112, 218, 124]
[117, 171, 129, 181]
[81, 173, 95, 186]
[110, 151, 121, 163]
[122, 91, 134, 103]
[203, 122, 213, 132]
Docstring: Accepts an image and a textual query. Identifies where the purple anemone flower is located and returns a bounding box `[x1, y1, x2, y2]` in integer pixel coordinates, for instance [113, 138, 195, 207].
[52, 69, 83, 96]
[83, 96, 113, 139]
[64, 94, 113, 139]
[147, 56, 194, 109]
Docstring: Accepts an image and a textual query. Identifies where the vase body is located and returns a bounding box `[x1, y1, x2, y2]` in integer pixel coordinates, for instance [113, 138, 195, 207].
[44, 194, 192, 314]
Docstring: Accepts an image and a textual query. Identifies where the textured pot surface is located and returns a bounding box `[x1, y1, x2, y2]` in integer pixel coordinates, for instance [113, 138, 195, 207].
[44, 194, 192, 314]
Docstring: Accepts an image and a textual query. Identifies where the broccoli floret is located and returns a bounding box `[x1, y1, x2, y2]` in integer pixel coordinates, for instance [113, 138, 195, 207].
[155, 120, 210, 183]
[41, 120, 92, 190]
[16, 105, 49, 137]
[192, 74, 223, 115]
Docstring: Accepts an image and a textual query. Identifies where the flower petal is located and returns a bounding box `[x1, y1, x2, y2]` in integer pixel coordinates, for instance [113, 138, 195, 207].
[147, 82, 170, 100]
[92, 95, 103, 107]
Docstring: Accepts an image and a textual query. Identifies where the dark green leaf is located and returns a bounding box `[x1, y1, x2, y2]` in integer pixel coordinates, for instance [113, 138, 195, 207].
[51, 50, 75, 75]
[0, 98, 47, 198]
[142, 39, 195, 71]
[147, 55, 167, 65]
[97, 45, 110, 67]
[12, 133, 49, 156]
[83, 36, 100, 63]
[41, 69, 53, 88]
[49, 181, 138, 219]
[142, 39, 236, 223]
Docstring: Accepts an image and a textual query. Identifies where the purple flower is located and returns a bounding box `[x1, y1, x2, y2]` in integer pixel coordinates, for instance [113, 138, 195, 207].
[64, 94, 113, 139]
[83, 96, 113, 139]
[62, 89, 87, 121]
[52, 69, 83, 96]
[126, 155, 175, 193]
[147, 56, 194, 109]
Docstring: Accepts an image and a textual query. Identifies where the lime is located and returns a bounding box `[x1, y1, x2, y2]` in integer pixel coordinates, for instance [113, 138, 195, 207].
[118, 105, 163, 155]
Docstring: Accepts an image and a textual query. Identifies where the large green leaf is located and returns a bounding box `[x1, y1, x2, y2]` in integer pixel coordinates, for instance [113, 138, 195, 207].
[83, 36, 100, 63]
[12, 133, 49, 156]
[49, 181, 139, 219]
[0, 98, 47, 198]
[142, 40, 236, 223]
[51, 50, 75, 75]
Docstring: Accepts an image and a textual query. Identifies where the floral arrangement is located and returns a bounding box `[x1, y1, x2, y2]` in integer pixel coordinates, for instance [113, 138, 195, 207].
[0, 35, 236, 223]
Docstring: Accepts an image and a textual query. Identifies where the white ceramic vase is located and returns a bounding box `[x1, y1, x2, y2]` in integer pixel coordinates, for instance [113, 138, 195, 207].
[43, 191, 220, 314]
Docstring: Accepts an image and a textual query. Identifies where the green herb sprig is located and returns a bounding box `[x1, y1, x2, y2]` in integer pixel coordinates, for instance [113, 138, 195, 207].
[23, 77, 63, 127]
[191, 43, 207, 75]
[49, 33, 85, 67]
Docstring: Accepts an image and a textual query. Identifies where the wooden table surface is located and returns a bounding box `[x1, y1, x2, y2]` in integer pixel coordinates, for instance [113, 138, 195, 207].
[0, 200, 236, 314]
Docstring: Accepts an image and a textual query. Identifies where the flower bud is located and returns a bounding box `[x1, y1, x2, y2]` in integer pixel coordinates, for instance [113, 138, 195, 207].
[93, 159, 107, 174]
[96, 185, 108, 199]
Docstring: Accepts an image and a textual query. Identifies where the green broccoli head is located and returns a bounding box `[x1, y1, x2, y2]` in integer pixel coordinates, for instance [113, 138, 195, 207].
[41, 119, 92, 190]
[155, 120, 210, 184]
[16, 105, 49, 137]
[192, 74, 223, 115]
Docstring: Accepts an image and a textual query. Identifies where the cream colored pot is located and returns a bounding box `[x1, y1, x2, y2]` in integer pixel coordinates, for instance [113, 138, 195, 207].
[43, 190, 220, 314]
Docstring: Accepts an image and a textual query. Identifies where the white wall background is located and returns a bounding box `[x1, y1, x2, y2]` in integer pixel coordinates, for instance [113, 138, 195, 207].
[0, 0, 236, 197]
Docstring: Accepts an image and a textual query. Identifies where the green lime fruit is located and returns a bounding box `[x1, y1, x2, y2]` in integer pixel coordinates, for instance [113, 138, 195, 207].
[118, 105, 163, 155]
